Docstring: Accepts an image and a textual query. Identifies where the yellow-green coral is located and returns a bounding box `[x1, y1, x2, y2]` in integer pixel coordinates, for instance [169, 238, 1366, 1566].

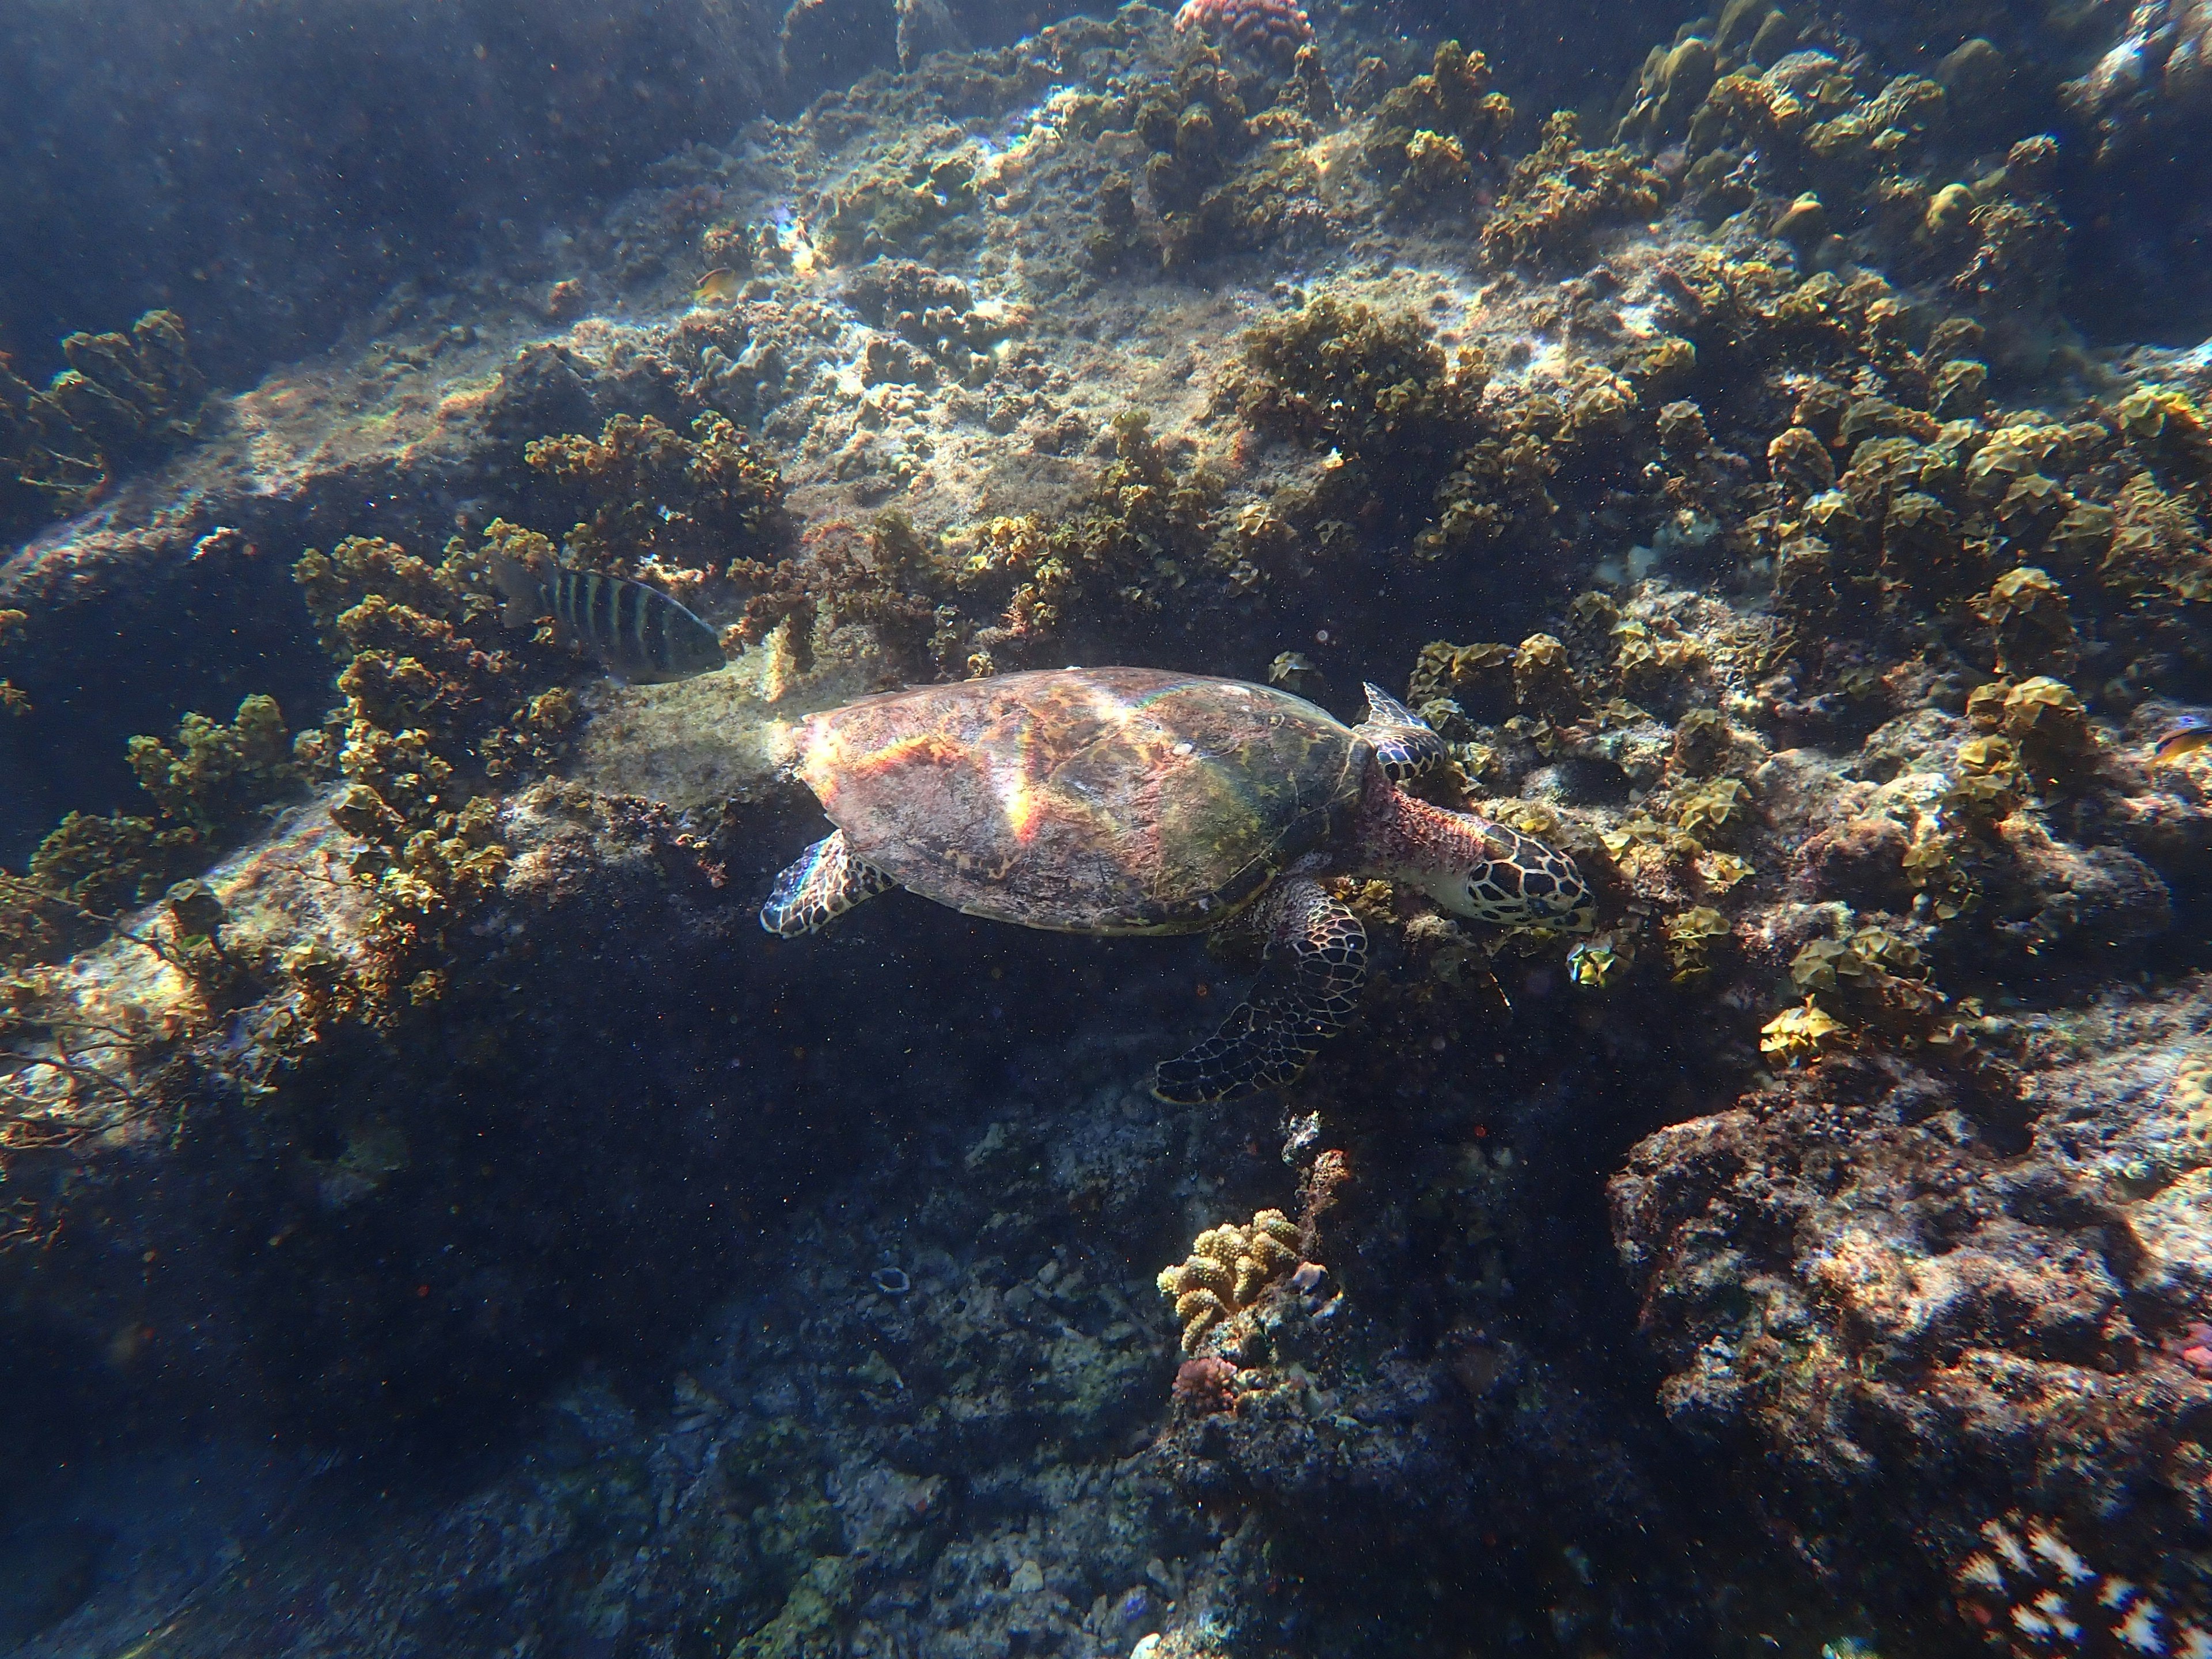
[0, 608, 26, 715]
[1365, 42, 1514, 204]
[124, 694, 302, 836]
[1479, 111, 1665, 270]
[524, 411, 787, 578]
[0, 309, 206, 532]
[1662, 906, 1732, 982]
[1759, 998, 1846, 1064]
[1970, 566, 2075, 674]
[1156, 1207, 1305, 1351]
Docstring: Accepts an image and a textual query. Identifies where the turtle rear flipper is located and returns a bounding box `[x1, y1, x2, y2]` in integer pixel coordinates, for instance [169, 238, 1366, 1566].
[1355, 681, 1445, 783]
[1153, 877, 1368, 1104]
[761, 831, 896, 937]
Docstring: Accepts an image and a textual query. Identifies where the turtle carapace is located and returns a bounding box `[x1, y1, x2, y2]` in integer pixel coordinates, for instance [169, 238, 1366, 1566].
[760, 667, 1588, 1101]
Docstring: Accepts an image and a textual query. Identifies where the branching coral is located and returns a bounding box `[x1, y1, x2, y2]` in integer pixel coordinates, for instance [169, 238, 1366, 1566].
[523, 411, 789, 579]
[125, 694, 302, 836]
[0, 309, 206, 533]
[282, 529, 597, 1020]
[0, 696, 305, 973]
[1156, 1207, 1305, 1351]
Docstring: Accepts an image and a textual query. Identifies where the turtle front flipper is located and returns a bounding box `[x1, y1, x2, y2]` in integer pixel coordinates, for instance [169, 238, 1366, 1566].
[760, 831, 896, 937]
[1153, 877, 1368, 1104]
[1355, 682, 1445, 783]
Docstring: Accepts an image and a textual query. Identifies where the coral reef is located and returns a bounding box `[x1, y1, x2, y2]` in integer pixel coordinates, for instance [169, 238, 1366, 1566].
[0, 695, 305, 974]
[0, 309, 205, 533]
[1613, 984, 2212, 1627]
[1156, 1207, 1305, 1351]
[9, 3, 2212, 1654]
[1480, 112, 1666, 270]
[522, 410, 790, 582]
[1171, 0, 1312, 61]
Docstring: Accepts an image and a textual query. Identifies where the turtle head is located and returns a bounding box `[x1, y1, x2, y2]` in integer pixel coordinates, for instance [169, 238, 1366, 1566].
[1370, 783, 1591, 929]
[1438, 818, 1592, 928]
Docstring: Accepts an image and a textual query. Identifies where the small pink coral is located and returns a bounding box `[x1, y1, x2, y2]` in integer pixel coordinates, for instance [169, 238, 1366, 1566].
[1172, 0, 1312, 58]
[2175, 1321, 2212, 1377]
[1171, 1354, 1238, 1415]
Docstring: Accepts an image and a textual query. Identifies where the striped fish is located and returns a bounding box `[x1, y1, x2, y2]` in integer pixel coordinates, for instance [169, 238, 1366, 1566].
[490, 556, 725, 684]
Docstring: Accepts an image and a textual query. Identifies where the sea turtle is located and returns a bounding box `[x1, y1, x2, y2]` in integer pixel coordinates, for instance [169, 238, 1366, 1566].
[760, 666, 1589, 1102]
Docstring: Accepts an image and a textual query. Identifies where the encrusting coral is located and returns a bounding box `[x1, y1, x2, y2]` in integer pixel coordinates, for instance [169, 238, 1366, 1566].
[1157, 1207, 1305, 1351]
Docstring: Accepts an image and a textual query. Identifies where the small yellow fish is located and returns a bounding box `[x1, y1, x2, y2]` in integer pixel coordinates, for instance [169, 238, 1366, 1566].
[691, 267, 743, 305]
[2153, 719, 2212, 764]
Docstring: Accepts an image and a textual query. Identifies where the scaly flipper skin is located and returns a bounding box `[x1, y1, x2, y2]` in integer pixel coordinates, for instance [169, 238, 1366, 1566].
[1354, 681, 1446, 783]
[1153, 876, 1368, 1104]
[760, 831, 897, 937]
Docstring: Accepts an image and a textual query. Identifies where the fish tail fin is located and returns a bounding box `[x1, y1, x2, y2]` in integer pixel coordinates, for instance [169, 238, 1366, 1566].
[489, 555, 547, 632]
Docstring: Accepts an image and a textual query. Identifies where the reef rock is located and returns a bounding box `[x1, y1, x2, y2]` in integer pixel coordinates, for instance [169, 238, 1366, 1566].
[1611, 981, 2212, 1616]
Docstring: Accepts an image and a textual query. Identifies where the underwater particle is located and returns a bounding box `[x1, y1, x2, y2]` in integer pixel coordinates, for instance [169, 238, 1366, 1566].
[1172, 0, 1312, 58]
[759, 669, 1588, 1102]
[690, 267, 744, 306]
[2153, 718, 2212, 764]
[1759, 998, 1844, 1064]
